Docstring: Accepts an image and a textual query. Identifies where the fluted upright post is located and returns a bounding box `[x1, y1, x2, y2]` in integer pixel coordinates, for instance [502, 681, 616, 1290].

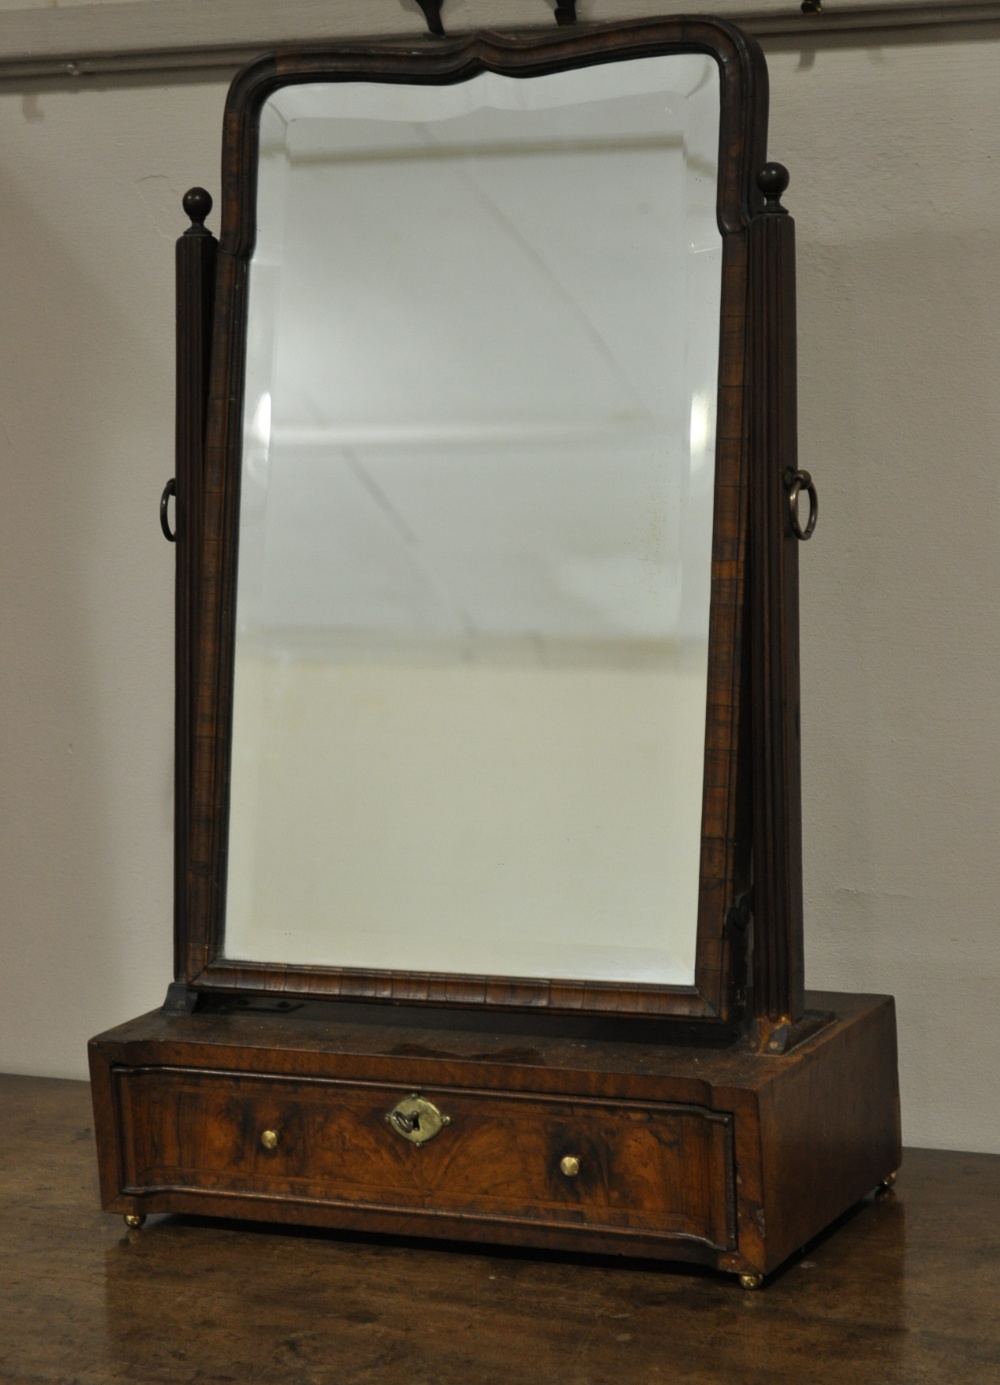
[172, 188, 218, 992]
[748, 163, 805, 1025]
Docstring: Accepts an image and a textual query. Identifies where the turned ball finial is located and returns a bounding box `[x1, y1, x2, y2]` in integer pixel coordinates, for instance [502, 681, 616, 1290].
[182, 186, 213, 228]
[757, 162, 790, 209]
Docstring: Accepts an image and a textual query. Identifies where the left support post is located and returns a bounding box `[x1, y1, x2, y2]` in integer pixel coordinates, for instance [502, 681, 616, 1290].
[172, 188, 218, 994]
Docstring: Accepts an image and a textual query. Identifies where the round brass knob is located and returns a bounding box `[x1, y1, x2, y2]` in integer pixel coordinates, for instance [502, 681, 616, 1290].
[260, 1128, 280, 1151]
[559, 1155, 581, 1177]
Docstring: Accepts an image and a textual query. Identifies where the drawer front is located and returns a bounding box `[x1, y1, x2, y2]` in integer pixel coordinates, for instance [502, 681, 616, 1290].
[116, 1066, 735, 1249]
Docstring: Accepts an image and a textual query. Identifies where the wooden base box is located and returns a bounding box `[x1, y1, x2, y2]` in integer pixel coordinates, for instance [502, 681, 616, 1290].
[90, 990, 900, 1284]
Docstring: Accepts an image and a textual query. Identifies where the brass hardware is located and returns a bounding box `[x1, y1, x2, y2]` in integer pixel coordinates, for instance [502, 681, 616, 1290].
[385, 1093, 451, 1146]
[123, 1213, 146, 1229]
[559, 1155, 581, 1177]
[785, 468, 818, 540]
[260, 1128, 280, 1151]
[739, 1272, 764, 1291]
[877, 1170, 898, 1197]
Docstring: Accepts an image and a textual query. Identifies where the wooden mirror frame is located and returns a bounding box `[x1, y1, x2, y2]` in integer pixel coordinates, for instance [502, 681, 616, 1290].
[170, 15, 803, 1028]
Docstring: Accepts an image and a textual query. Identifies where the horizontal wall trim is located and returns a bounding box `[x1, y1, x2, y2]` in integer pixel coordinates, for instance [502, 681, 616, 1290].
[0, 2, 998, 82]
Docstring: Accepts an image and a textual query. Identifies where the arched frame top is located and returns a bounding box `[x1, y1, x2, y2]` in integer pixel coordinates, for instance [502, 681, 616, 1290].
[217, 18, 769, 256]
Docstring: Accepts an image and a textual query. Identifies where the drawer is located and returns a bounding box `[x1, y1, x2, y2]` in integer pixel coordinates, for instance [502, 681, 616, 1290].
[116, 1066, 736, 1250]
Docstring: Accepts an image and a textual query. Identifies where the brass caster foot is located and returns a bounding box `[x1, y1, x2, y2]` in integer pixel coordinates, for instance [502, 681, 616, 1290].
[876, 1171, 898, 1197]
[739, 1272, 764, 1291]
[123, 1213, 146, 1229]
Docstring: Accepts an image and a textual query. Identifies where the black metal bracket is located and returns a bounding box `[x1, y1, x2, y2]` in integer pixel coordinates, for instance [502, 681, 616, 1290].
[726, 887, 754, 936]
[160, 477, 176, 542]
[413, 0, 445, 36]
[162, 981, 199, 1014]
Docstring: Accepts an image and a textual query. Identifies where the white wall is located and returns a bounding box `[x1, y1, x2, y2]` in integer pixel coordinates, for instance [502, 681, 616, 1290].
[0, 16, 998, 1154]
[766, 31, 1000, 1154]
[0, 77, 224, 1071]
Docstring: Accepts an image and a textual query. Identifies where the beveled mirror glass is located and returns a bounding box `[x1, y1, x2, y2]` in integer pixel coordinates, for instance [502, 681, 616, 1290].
[224, 55, 721, 987]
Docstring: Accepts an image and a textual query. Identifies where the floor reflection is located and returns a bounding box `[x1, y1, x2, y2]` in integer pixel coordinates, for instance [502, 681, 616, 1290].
[100, 1193, 916, 1385]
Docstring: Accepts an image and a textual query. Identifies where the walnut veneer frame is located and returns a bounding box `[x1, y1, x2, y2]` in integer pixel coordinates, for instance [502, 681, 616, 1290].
[172, 16, 803, 1026]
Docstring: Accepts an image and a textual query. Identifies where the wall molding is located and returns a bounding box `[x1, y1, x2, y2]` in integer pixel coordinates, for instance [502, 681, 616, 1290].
[0, 1, 997, 82]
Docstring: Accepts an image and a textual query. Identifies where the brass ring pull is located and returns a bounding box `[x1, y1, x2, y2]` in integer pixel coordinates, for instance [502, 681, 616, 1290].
[785, 468, 817, 541]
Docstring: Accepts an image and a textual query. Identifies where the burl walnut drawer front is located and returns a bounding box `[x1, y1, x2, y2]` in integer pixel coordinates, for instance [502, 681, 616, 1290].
[116, 1067, 736, 1249]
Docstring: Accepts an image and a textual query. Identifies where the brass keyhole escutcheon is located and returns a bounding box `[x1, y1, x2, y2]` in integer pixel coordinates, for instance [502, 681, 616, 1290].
[385, 1093, 451, 1146]
[260, 1128, 280, 1151]
[560, 1155, 581, 1177]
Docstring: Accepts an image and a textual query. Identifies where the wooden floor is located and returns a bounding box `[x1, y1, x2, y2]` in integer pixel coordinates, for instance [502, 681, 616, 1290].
[2, 1073, 998, 1384]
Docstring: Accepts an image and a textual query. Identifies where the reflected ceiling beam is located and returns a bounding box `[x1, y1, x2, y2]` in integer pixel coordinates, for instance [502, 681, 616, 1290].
[0, 2, 998, 83]
[271, 419, 666, 447]
[288, 136, 686, 167]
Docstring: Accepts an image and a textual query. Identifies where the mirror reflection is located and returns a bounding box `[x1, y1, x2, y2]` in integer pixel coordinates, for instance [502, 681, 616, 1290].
[224, 54, 722, 986]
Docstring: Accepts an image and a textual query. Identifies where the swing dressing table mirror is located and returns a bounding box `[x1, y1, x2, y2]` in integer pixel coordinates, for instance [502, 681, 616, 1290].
[90, 16, 900, 1287]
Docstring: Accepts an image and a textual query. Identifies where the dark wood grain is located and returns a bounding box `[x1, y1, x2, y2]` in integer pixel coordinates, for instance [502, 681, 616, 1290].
[90, 991, 900, 1278]
[115, 1069, 736, 1249]
[5, 1075, 996, 1385]
[7, 1074, 997, 1385]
